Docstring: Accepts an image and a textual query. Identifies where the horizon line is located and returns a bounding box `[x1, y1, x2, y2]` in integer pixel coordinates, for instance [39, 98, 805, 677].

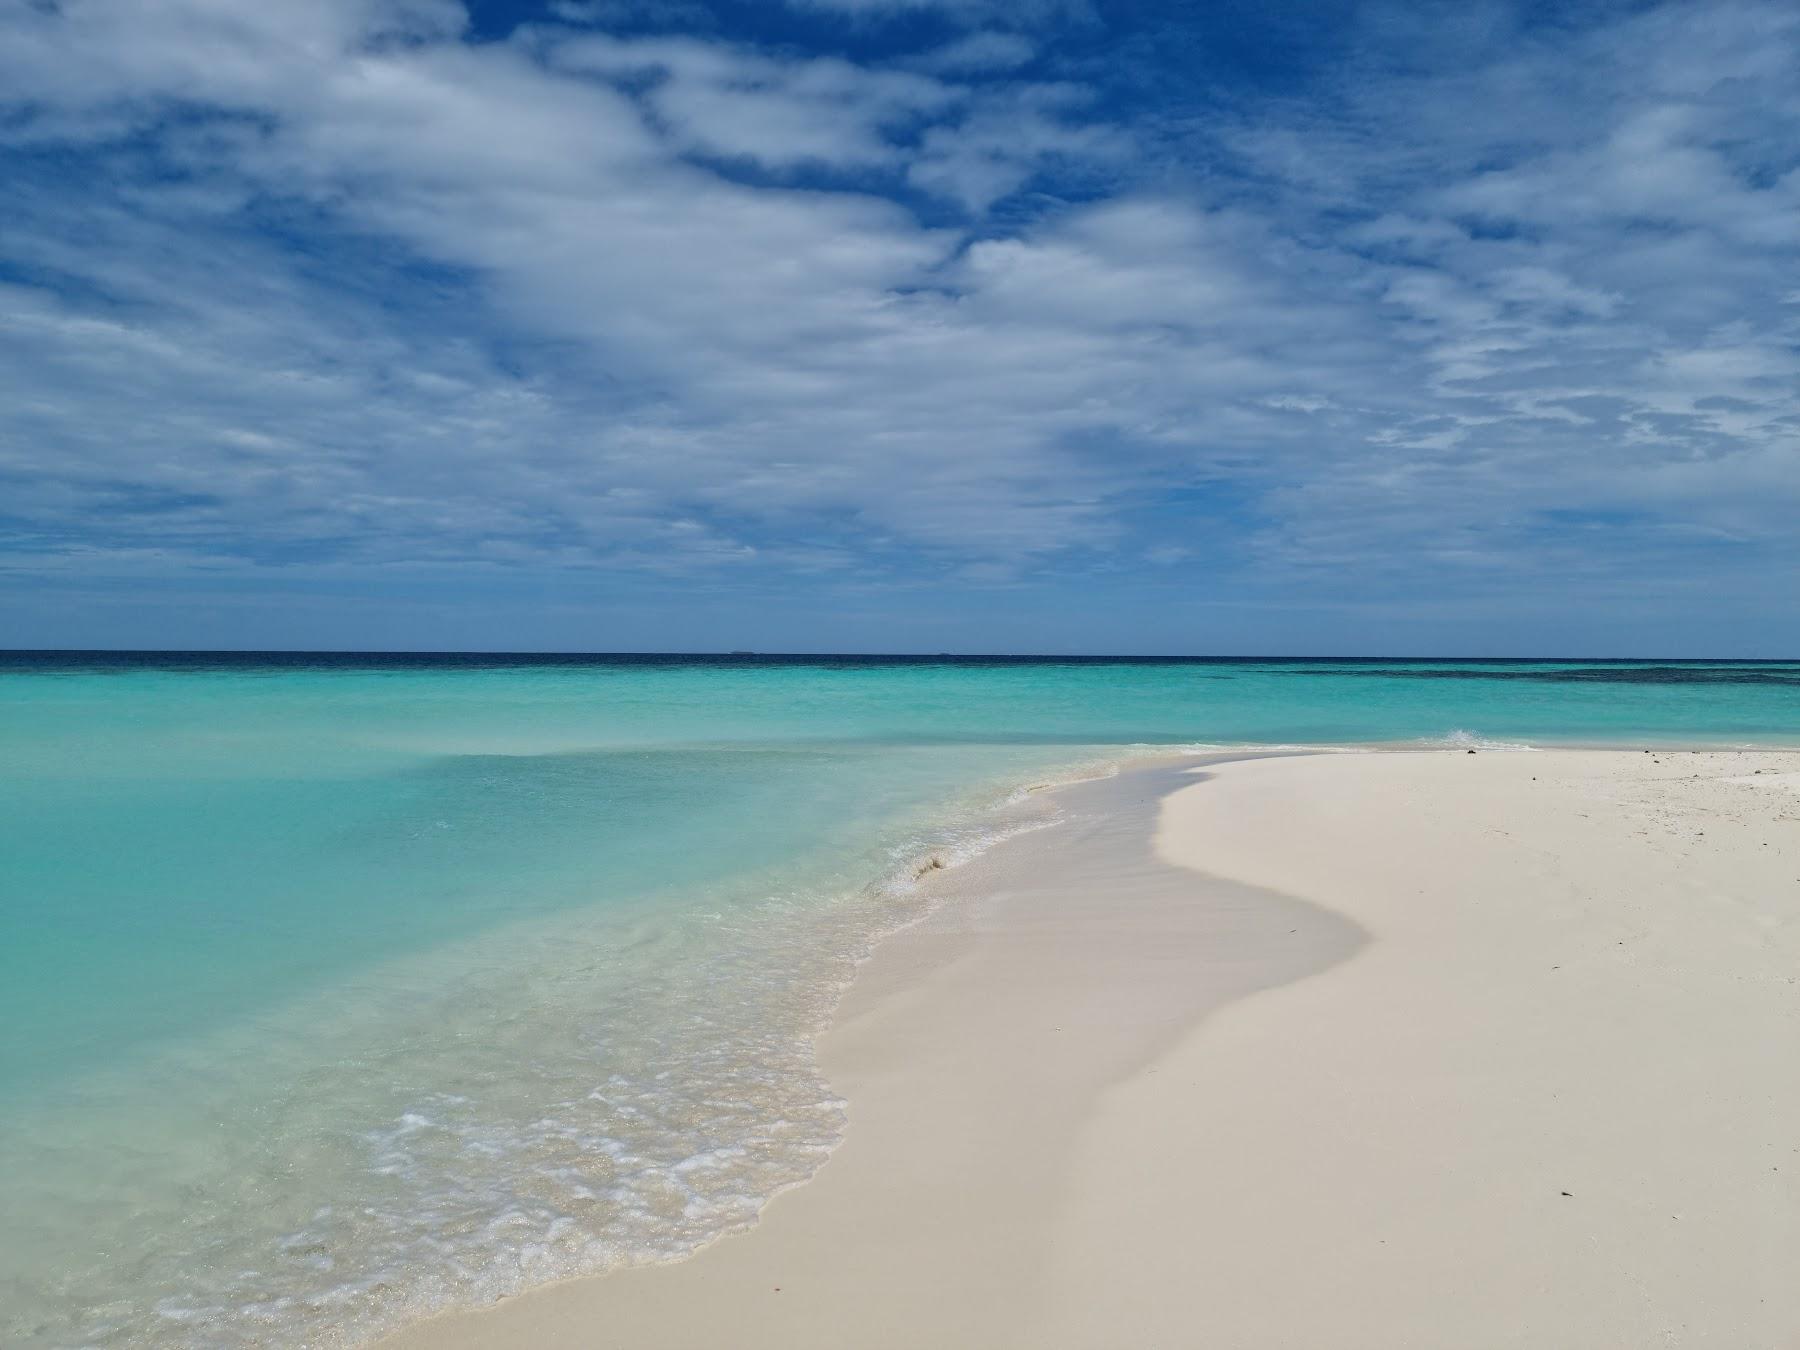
[3, 649, 1795, 663]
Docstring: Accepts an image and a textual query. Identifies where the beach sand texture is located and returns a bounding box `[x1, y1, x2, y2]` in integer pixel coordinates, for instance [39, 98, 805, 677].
[386, 748, 1799, 1349]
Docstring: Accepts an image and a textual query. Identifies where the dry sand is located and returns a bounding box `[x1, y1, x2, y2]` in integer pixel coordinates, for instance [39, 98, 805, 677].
[384, 748, 1799, 1349]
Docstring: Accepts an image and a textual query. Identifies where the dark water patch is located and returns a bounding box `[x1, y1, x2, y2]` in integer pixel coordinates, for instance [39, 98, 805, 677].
[1279, 664, 1800, 687]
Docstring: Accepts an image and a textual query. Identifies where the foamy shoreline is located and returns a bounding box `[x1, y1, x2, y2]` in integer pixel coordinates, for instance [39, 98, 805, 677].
[383, 746, 1800, 1349]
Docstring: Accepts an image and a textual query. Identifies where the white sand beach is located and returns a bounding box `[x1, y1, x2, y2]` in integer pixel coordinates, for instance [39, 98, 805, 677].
[384, 748, 1800, 1349]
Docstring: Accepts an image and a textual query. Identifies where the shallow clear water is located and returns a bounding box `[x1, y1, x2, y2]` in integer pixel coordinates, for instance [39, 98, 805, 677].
[2, 654, 1796, 1346]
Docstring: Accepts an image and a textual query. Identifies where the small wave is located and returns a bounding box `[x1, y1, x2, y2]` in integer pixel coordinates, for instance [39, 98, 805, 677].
[1431, 729, 1538, 752]
[882, 811, 1064, 898]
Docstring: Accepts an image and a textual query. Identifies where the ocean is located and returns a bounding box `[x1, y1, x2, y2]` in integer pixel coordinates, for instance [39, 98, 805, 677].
[3, 653, 1796, 1347]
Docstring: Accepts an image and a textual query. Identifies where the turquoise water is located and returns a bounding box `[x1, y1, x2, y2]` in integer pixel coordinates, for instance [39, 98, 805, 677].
[2, 655, 1796, 1346]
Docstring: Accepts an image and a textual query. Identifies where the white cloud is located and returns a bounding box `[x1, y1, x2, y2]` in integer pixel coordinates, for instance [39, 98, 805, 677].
[551, 35, 957, 169]
[906, 32, 1035, 75]
[907, 82, 1127, 211]
[0, 0, 1795, 633]
[780, 0, 1088, 22]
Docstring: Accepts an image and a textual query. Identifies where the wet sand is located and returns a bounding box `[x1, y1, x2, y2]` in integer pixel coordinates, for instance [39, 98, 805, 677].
[385, 748, 1799, 1349]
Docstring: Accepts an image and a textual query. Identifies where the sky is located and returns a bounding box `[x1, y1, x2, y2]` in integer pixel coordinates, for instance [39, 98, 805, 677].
[0, 0, 1796, 655]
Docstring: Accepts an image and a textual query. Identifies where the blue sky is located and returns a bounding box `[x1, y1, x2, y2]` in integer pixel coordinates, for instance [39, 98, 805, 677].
[1, 0, 1796, 654]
